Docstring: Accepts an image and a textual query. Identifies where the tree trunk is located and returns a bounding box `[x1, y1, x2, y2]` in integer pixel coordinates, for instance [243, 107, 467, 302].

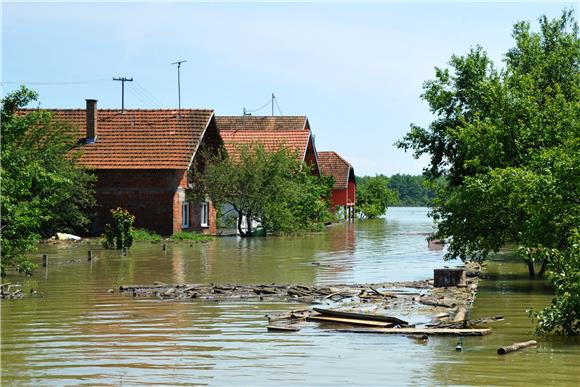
[248, 214, 253, 236]
[527, 261, 535, 278]
[236, 209, 247, 237]
[538, 260, 548, 277]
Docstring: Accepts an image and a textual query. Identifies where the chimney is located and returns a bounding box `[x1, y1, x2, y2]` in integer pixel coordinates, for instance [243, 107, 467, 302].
[85, 99, 98, 143]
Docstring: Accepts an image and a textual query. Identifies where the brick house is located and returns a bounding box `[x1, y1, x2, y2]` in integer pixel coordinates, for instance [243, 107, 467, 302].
[318, 151, 356, 219]
[42, 99, 221, 236]
[216, 116, 320, 174]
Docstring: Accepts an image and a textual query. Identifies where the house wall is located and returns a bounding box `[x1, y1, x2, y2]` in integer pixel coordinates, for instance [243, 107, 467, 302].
[347, 181, 356, 204]
[93, 169, 184, 235]
[330, 188, 348, 207]
[304, 138, 320, 175]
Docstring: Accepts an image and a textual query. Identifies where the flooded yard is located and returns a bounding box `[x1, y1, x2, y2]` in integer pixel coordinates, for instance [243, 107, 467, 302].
[1, 208, 578, 386]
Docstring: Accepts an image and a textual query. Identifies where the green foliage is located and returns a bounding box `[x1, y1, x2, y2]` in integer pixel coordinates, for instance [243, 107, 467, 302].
[355, 175, 399, 218]
[170, 231, 212, 242]
[531, 229, 580, 336]
[387, 174, 442, 206]
[102, 208, 135, 250]
[397, 10, 580, 334]
[1, 86, 95, 276]
[194, 143, 333, 236]
[132, 228, 163, 242]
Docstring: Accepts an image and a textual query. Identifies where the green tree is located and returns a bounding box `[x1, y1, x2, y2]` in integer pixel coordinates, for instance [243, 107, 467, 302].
[1, 86, 95, 275]
[388, 174, 440, 206]
[194, 143, 333, 236]
[397, 11, 580, 334]
[356, 175, 399, 218]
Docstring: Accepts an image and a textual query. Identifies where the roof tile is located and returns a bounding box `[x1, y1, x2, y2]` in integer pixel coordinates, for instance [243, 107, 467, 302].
[318, 151, 354, 189]
[21, 109, 214, 169]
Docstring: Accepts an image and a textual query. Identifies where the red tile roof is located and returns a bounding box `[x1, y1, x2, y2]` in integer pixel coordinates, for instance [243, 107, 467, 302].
[21, 109, 214, 169]
[216, 116, 309, 132]
[318, 151, 354, 189]
[219, 130, 312, 162]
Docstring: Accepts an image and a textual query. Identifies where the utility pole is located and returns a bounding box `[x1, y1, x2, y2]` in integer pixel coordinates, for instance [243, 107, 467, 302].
[171, 60, 187, 116]
[113, 77, 133, 112]
[271, 93, 275, 116]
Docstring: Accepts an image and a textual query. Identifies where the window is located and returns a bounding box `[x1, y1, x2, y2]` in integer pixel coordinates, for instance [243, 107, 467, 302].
[200, 202, 209, 227]
[182, 202, 190, 228]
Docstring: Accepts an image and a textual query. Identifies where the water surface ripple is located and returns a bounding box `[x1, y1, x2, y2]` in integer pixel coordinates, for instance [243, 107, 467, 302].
[2, 208, 578, 386]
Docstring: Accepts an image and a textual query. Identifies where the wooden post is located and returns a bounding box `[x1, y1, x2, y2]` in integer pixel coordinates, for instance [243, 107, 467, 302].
[498, 340, 537, 355]
[42, 254, 48, 267]
[87, 250, 93, 261]
[162, 243, 167, 251]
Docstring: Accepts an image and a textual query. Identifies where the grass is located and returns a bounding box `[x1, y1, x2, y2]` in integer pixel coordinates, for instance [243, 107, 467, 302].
[170, 231, 212, 242]
[132, 228, 163, 242]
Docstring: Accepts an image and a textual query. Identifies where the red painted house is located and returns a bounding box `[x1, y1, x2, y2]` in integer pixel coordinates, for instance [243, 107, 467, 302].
[216, 116, 320, 174]
[35, 99, 221, 236]
[318, 151, 356, 219]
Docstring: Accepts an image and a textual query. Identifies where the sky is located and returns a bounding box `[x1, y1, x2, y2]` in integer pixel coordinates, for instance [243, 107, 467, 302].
[2, 1, 576, 176]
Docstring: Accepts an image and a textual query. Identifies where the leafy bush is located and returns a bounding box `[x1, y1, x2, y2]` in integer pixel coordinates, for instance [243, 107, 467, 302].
[355, 175, 398, 219]
[102, 208, 135, 250]
[531, 229, 580, 336]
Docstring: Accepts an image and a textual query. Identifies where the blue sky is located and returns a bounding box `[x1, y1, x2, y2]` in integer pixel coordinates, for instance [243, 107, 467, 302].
[2, 1, 576, 175]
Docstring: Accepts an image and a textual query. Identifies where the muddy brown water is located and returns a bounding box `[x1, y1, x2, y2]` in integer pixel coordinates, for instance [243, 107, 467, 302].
[1, 208, 579, 386]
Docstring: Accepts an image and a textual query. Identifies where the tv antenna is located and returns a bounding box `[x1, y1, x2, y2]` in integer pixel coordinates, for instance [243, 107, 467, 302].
[171, 60, 187, 116]
[113, 76, 133, 112]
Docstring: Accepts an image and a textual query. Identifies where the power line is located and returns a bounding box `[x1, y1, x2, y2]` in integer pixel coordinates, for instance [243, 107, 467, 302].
[244, 97, 273, 114]
[134, 81, 165, 108]
[1, 78, 110, 85]
[273, 94, 283, 116]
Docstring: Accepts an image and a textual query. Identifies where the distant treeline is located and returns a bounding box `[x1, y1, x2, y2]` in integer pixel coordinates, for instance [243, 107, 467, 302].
[356, 174, 442, 207]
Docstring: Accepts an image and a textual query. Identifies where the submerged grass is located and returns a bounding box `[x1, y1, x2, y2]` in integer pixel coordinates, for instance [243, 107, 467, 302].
[132, 229, 163, 242]
[170, 231, 212, 242]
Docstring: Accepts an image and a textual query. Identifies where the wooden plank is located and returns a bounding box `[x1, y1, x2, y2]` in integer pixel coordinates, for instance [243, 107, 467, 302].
[307, 315, 396, 327]
[336, 327, 492, 336]
[313, 308, 408, 325]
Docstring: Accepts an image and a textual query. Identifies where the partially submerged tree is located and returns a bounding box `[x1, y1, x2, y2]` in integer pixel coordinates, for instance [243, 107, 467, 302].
[397, 11, 580, 334]
[1, 86, 95, 275]
[355, 175, 399, 219]
[193, 143, 333, 236]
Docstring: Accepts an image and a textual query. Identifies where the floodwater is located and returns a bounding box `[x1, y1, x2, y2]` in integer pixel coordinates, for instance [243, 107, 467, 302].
[1, 207, 578, 386]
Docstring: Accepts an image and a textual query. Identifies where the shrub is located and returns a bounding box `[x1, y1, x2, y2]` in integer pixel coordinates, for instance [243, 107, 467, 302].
[102, 208, 135, 250]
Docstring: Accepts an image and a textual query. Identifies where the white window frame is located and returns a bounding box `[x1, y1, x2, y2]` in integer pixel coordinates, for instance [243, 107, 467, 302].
[182, 202, 190, 228]
[200, 202, 209, 227]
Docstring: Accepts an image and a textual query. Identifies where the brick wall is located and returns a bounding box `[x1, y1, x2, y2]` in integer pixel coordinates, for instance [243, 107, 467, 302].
[93, 169, 185, 236]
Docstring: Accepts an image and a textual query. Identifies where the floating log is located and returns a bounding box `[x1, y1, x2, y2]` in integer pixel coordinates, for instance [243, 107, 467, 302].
[497, 340, 537, 355]
[267, 325, 301, 332]
[428, 315, 504, 329]
[337, 327, 492, 336]
[307, 315, 396, 327]
[419, 298, 456, 308]
[313, 307, 408, 325]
